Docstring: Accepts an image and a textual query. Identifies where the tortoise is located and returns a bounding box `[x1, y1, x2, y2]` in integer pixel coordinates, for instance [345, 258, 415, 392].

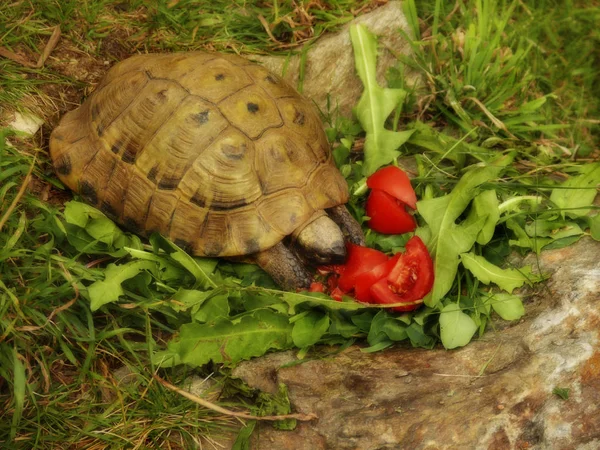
[49, 51, 365, 290]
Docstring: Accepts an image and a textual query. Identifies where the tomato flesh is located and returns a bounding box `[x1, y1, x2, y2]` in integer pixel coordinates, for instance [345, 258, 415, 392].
[366, 189, 417, 235]
[337, 243, 389, 292]
[368, 236, 434, 311]
[367, 166, 417, 210]
[309, 281, 326, 293]
[353, 253, 401, 302]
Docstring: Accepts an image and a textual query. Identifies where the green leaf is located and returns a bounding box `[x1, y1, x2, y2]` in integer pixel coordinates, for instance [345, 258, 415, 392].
[169, 309, 294, 367]
[417, 165, 503, 305]
[291, 311, 330, 348]
[350, 24, 414, 175]
[439, 303, 478, 349]
[460, 252, 535, 293]
[552, 387, 570, 400]
[550, 162, 600, 218]
[64, 201, 104, 228]
[232, 421, 256, 450]
[87, 261, 158, 311]
[486, 293, 525, 320]
[466, 190, 500, 245]
[150, 234, 217, 289]
[10, 348, 26, 439]
[192, 293, 230, 323]
[406, 322, 436, 349]
[589, 214, 600, 241]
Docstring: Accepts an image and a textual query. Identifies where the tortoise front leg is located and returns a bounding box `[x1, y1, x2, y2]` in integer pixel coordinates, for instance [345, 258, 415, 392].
[327, 205, 365, 246]
[252, 242, 312, 291]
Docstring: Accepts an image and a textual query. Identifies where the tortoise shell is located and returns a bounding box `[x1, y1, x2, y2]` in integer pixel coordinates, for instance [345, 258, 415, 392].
[49, 52, 349, 257]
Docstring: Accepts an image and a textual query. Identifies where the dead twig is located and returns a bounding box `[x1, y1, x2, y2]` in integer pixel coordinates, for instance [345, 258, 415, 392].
[0, 25, 61, 68]
[153, 374, 318, 422]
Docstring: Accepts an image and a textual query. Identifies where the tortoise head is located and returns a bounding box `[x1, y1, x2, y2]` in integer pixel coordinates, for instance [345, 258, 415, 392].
[294, 214, 347, 265]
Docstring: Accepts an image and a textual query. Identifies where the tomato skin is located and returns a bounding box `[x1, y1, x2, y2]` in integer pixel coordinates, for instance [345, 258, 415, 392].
[368, 236, 434, 311]
[330, 287, 344, 301]
[353, 253, 401, 302]
[367, 166, 417, 210]
[369, 278, 425, 311]
[337, 243, 389, 292]
[366, 189, 417, 235]
[309, 281, 326, 293]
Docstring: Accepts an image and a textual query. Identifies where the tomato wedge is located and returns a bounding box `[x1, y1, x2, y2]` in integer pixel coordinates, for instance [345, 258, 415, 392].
[353, 253, 401, 302]
[366, 189, 416, 235]
[367, 166, 417, 210]
[337, 243, 388, 292]
[368, 236, 434, 311]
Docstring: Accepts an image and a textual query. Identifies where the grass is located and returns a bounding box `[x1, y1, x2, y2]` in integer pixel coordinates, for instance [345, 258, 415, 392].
[1, 0, 599, 447]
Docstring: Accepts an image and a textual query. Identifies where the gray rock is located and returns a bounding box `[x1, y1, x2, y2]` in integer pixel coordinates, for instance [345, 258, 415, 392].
[252, 1, 418, 118]
[233, 237, 600, 449]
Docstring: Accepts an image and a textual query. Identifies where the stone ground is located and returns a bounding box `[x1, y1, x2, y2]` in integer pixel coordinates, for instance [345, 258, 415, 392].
[233, 237, 600, 449]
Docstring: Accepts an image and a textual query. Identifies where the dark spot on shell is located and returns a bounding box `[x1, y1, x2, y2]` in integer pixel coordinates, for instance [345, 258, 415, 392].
[55, 155, 72, 175]
[145, 70, 153, 79]
[211, 199, 248, 211]
[100, 201, 117, 219]
[111, 140, 123, 154]
[265, 74, 278, 84]
[97, 124, 105, 137]
[289, 212, 297, 225]
[121, 142, 137, 164]
[247, 102, 259, 113]
[244, 238, 261, 254]
[174, 238, 193, 254]
[293, 109, 305, 125]
[215, 73, 225, 81]
[204, 241, 223, 257]
[124, 216, 143, 234]
[79, 180, 98, 205]
[156, 89, 168, 101]
[147, 165, 159, 182]
[158, 176, 180, 190]
[190, 192, 206, 208]
[222, 143, 245, 160]
[91, 103, 100, 121]
[193, 110, 209, 125]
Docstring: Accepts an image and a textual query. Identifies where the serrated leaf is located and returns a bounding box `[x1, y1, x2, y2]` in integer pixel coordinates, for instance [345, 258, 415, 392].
[193, 293, 230, 323]
[439, 303, 478, 349]
[550, 163, 600, 218]
[171, 309, 294, 367]
[64, 201, 104, 228]
[350, 24, 414, 175]
[87, 260, 159, 311]
[417, 165, 503, 305]
[466, 190, 500, 245]
[291, 311, 330, 348]
[460, 252, 535, 293]
[486, 293, 525, 320]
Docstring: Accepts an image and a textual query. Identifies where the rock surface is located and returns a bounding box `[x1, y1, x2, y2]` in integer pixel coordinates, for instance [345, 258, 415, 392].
[253, 1, 417, 118]
[233, 237, 600, 449]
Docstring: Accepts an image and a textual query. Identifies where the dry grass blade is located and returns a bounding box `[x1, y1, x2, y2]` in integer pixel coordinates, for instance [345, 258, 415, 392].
[0, 46, 36, 67]
[0, 157, 35, 232]
[153, 375, 318, 422]
[35, 26, 61, 68]
[257, 15, 281, 44]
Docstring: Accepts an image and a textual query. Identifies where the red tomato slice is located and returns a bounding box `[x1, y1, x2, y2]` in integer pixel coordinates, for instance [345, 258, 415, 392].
[367, 166, 417, 210]
[366, 189, 417, 235]
[369, 279, 425, 312]
[368, 236, 434, 311]
[337, 243, 388, 292]
[353, 253, 401, 302]
[309, 281, 326, 293]
[330, 287, 344, 301]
